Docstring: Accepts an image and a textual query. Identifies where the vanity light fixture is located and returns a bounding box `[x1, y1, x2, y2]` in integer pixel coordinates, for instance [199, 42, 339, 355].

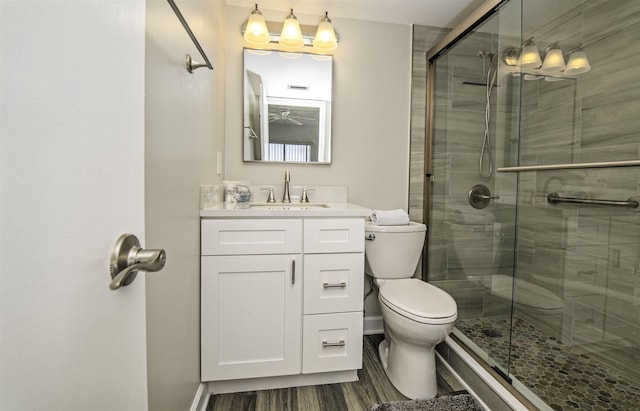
[518, 38, 542, 69]
[243, 4, 270, 46]
[241, 6, 339, 52]
[541, 42, 565, 72]
[565, 47, 591, 75]
[506, 40, 590, 80]
[279, 9, 304, 50]
[313, 12, 338, 52]
[502, 47, 520, 66]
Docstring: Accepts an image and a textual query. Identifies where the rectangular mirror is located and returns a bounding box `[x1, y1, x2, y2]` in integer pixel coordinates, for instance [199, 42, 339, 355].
[243, 49, 333, 164]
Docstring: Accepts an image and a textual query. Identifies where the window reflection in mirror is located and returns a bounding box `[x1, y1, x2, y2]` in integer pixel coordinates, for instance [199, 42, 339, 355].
[243, 49, 332, 164]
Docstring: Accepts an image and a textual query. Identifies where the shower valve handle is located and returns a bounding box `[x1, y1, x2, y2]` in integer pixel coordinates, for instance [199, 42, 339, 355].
[468, 184, 499, 209]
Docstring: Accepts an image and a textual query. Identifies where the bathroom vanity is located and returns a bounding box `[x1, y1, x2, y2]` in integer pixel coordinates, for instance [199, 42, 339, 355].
[200, 191, 370, 393]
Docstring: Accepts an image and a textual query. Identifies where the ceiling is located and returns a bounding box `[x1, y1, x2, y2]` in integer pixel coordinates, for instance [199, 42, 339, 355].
[226, 0, 487, 28]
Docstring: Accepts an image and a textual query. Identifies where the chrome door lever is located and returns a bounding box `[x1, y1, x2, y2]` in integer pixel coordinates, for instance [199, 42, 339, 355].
[109, 233, 166, 290]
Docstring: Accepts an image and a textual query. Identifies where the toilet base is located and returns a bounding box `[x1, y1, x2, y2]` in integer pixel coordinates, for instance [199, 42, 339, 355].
[378, 338, 438, 400]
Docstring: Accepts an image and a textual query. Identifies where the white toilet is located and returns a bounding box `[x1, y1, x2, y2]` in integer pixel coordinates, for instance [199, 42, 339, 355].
[365, 221, 458, 400]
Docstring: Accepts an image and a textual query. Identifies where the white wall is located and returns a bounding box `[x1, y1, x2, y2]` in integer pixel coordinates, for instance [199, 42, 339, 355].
[225, 5, 413, 210]
[144, 0, 225, 409]
[0, 1, 148, 410]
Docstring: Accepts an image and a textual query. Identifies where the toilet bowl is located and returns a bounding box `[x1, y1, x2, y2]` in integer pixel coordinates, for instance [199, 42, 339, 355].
[446, 220, 564, 314]
[365, 222, 458, 400]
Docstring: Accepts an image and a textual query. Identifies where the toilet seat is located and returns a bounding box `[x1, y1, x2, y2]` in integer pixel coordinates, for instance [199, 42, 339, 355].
[379, 279, 457, 325]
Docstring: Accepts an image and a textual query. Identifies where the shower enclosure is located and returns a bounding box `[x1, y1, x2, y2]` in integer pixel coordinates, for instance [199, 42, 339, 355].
[426, 0, 640, 408]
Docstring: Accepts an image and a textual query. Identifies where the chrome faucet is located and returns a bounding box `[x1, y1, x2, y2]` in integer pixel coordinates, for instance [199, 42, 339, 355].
[282, 170, 291, 203]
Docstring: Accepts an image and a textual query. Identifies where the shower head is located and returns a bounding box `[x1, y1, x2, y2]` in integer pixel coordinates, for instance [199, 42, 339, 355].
[478, 49, 495, 60]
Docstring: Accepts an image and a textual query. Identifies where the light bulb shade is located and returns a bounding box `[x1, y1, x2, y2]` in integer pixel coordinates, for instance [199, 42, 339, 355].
[518, 40, 542, 69]
[279, 10, 304, 50]
[313, 13, 338, 51]
[541, 47, 565, 72]
[565, 49, 591, 74]
[243, 5, 270, 46]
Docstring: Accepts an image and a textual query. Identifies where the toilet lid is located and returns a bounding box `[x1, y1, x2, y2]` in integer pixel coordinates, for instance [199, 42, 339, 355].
[379, 279, 457, 323]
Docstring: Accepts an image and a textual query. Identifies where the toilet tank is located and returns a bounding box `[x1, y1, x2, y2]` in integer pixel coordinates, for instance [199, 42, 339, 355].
[364, 222, 426, 279]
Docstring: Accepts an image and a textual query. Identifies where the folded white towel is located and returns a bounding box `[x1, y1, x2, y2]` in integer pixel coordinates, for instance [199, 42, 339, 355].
[371, 209, 410, 226]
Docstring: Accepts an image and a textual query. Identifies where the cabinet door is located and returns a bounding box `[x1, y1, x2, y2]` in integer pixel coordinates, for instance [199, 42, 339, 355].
[201, 254, 302, 381]
[304, 253, 364, 314]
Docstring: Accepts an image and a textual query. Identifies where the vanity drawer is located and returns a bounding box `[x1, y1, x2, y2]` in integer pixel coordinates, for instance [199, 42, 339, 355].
[303, 218, 364, 254]
[201, 219, 302, 255]
[302, 312, 363, 374]
[303, 253, 364, 314]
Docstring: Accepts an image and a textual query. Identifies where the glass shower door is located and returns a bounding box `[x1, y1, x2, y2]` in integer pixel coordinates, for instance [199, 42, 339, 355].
[427, 0, 522, 379]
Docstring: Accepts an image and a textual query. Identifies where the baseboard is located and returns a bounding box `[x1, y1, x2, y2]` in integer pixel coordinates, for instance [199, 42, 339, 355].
[189, 382, 211, 411]
[364, 315, 384, 335]
[207, 370, 358, 394]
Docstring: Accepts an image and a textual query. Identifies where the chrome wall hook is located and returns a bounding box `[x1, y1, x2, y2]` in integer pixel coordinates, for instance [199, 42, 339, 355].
[109, 234, 166, 290]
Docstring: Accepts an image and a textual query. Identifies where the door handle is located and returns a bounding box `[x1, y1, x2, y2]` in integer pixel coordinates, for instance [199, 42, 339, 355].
[109, 233, 166, 290]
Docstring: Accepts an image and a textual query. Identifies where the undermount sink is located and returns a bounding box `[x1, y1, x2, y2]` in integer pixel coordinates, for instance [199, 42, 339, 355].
[248, 202, 331, 210]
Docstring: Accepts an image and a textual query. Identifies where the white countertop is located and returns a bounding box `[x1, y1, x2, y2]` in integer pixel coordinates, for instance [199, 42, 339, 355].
[200, 201, 372, 218]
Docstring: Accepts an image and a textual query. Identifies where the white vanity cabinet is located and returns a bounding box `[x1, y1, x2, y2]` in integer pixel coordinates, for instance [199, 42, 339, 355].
[201, 216, 365, 391]
[201, 219, 302, 381]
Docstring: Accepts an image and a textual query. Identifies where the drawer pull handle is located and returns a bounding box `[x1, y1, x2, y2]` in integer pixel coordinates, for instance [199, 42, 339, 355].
[322, 339, 345, 348]
[292, 259, 296, 285]
[323, 281, 347, 288]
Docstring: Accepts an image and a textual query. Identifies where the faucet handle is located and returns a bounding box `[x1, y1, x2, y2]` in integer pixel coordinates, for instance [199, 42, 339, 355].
[260, 186, 276, 203]
[301, 187, 315, 203]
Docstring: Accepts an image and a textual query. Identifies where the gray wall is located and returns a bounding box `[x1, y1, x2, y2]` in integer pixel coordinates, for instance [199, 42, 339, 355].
[145, 0, 226, 409]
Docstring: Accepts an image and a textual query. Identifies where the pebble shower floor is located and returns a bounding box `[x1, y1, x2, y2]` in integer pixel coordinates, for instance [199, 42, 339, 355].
[456, 316, 640, 410]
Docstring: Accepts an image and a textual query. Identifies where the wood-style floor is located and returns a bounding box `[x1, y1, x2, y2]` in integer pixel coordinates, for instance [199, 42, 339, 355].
[207, 334, 466, 411]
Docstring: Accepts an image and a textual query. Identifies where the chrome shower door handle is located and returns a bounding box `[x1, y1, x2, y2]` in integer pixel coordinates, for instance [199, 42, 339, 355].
[109, 233, 166, 290]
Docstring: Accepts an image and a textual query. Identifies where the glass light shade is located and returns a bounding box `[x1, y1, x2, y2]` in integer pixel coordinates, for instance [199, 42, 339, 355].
[565, 49, 591, 74]
[243, 6, 270, 46]
[313, 13, 338, 52]
[541, 47, 565, 72]
[518, 40, 542, 69]
[279, 9, 304, 50]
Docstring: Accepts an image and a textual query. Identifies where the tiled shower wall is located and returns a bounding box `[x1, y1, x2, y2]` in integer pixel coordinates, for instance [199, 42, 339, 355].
[515, 0, 640, 379]
[409, 25, 448, 224]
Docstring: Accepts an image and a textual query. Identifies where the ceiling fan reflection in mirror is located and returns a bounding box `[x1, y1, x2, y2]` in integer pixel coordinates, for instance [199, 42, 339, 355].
[268, 104, 319, 126]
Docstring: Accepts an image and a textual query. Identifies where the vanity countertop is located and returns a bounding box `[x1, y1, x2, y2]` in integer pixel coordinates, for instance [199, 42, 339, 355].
[200, 202, 371, 218]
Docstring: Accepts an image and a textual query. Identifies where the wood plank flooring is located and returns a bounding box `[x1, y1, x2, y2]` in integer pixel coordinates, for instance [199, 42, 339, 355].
[207, 334, 465, 411]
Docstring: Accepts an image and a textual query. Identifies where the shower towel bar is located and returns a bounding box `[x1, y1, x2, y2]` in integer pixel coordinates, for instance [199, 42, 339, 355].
[497, 159, 640, 172]
[547, 193, 639, 208]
